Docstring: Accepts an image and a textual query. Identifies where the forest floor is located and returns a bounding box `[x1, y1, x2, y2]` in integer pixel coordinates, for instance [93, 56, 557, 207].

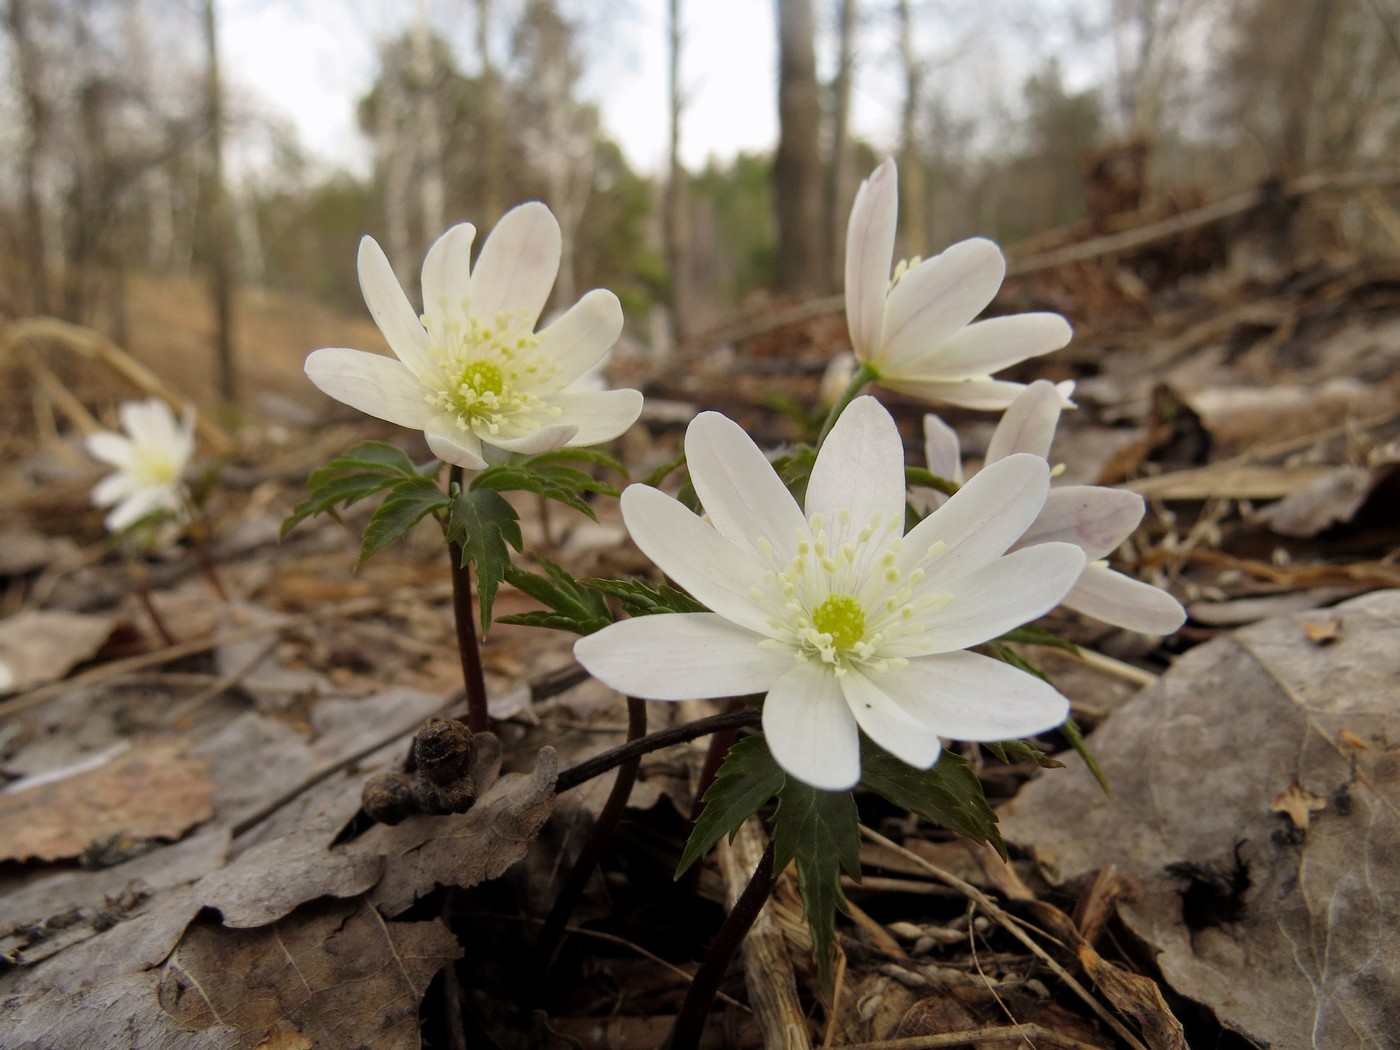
[2, 205, 1399, 1049]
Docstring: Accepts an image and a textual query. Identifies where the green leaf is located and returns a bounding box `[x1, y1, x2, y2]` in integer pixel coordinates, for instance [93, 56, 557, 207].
[772, 444, 817, 507]
[1061, 716, 1110, 795]
[473, 459, 619, 521]
[524, 446, 627, 476]
[497, 560, 612, 635]
[283, 441, 437, 539]
[306, 440, 430, 486]
[859, 739, 1006, 859]
[357, 476, 451, 566]
[770, 776, 860, 991]
[445, 487, 523, 628]
[997, 624, 1081, 655]
[643, 448, 687, 488]
[585, 576, 707, 616]
[676, 735, 785, 878]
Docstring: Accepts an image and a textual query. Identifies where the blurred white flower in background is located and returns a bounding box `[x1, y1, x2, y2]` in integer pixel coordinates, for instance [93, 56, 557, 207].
[85, 398, 195, 533]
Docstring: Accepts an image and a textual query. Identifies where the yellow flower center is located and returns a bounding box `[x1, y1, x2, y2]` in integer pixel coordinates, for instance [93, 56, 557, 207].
[131, 447, 179, 487]
[420, 309, 562, 437]
[811, 594, 866, 652]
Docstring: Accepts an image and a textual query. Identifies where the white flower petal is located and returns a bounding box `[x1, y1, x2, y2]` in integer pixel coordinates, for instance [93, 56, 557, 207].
[985, 379, 1064, 463]
[304, 348, 438, 431]
[805, 396, 907, 555]
[840, 670, 942, 769]
[1019, 486, 1145, 560]
[878, 376, 1034, 411]
[1064, 563, 1186, 634]
[118, 399, 173, 449]
[92, 472, 138, 507]
[879, 238, 1005, 372]
[488, 423, 578, 454]
[916, 542, 1085, 653]
[421, 223, 476, 320]
[684, 411, 808, 559]
[845, 158, 898, 360]
[620, 485, 778, 635]
[469, 201, 561, 327]
[913, 314, 1072, 383]
[574, 613, 790, 700]
[105, 488, 175, 532]
[549, 388, 643, 445]
[921, 414, 964, 484]
[425, 426, 487, 470]
[873, 650, 1070, 742]
[763, 661, 861, 790]
[900, 453, 1050, 581]
[358, 236, 431, 371]
[539, 289, 624, 386]
[85, 431, 134, 469]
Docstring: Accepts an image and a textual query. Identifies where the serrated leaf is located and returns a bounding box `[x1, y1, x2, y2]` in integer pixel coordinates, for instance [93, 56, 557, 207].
[524, 446, 627, 476]
[357, 476, 451, 565]
[500, 560, 612, 635]
[473, 462, 615, 520]
[770, 776, 860, 991]
[308, 440, 425, 485]
[446, 487, 522, 628]
[284, 441, 437, 539]
[998, 624, 1081, 655]
[676, 735, 784, 877]
[585, 576, 707, 616]
[859, 740, 1006, 859]
[1060, 716, 1109, 795]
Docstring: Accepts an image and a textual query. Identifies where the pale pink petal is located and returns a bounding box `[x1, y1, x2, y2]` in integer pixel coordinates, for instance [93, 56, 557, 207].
[845, 158, 898, 360]
[539, 289, 624, 386]
[1019, 486, 1145, 559]
[921, 414, 964, 484]
[872, 650, 1070, 742]
[487, 423, 578, 454]
[878, 376, 1032, 411]
[840, 670, 942, 769]
[469, 201, 561, 328]
[899, 454, 1050, 581]
[911, 313, 1071, 382]
[304, 348, 438, 431]
[421, 223, 475, 319]
[805, 396, 906, 555]
[684, 411, 808, 560]
[912, 542, 1085, 653]
[763, 661, 861, 790]
[549, 388, 643, 445]
[620, 485, 778, 635]
[85, 431, 134, 469]
[985, 379, 1064, 463]
[878, 239, 1005, 372]
[1064, 563, 1186, 634]
[358, 236, 432, 371]
[425, 426, 487, 470]
[574, 613, 790, 700]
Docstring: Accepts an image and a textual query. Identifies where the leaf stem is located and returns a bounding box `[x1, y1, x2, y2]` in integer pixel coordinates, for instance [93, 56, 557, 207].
[554, 708, 761, 793]
[448, 465, 490, 734]
[816, 360, 879, 446]
[664, 839, 777, 1050]
[530, 696, 647, 986]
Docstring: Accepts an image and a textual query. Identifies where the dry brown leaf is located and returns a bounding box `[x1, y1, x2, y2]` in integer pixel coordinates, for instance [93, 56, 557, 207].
[0, 609, 116, 694]
[1000, 589, 1400, 1048]
[0, 740, 213, 862]
[1270, 779, 1328, 830]
[157, 897, 459, 1050]
[1078, 943, 1189, 1050]
[1302, 617, 1342, 645]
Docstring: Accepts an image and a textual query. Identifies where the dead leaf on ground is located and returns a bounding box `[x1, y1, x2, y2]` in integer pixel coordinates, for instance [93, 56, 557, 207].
[0, 739, 213, 862]
[1000, 589, 1400, 1048]
[157, 897, 460, 1050]
[0, 609, 116, 694]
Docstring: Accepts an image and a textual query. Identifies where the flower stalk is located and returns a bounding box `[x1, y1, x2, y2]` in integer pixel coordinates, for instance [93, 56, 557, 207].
[448, 465, 491, 734]
[815, 360, 878, 447]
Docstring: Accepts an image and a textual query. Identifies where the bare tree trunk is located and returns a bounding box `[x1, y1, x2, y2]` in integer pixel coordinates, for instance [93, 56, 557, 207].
[477, 0, 501, 224]
[375, 39, 414, 284]
[897, 0, 926, 257]
[204, 0, 237, 403]
[664, 0, 685, 336]
[774, 0, 823, 294]
[823, 0, 857, 292]
[5, 0, 53, 314]
[413, 3, 446, 241]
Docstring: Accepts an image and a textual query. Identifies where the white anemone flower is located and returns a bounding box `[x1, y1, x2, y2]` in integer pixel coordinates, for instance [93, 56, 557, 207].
[305, 203, 643, 470]
[924, 380, 1186, 635]
[845, 158, 1073, 410]
[85, 398, 195, 533]
[574, 396, 1085, 791]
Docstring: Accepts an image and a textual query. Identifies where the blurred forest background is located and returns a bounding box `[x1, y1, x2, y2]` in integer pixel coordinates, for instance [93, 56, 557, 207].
[2, 0, 1399, 404]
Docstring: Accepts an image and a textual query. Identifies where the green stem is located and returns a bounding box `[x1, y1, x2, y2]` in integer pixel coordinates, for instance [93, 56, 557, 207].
[529, 696, 647, 986]
[816, 360, 879, 446]
[663, 840, 777, 1050]
[447, 465, 490, 734]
